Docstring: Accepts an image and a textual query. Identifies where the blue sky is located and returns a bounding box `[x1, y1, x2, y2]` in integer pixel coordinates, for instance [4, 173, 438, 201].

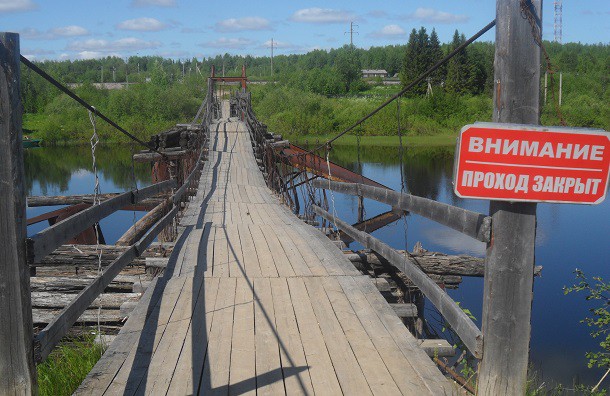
[1, 0, 608, 61]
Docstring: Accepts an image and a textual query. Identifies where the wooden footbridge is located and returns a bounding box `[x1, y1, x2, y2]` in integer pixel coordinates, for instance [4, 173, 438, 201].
[2, 2, 550, 394]
[75, 100, 455, 395]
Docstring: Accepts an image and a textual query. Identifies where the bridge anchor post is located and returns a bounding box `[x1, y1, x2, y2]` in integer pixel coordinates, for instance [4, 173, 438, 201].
[0, 32, 37, 394]
[477, 1, 541, 394]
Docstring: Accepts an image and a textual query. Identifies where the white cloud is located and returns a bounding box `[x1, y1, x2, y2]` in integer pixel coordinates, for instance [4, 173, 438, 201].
[21, 26, 89, 40]
[117, 17, 167, 31]
[409, 8, 469, 24]
[132, 0, 175, 6]
[0, 0, 36, 12]
[371, 24, 406, 38]
[260, 39, 292, 49]
[68, 37, 160, 52]
[50, 25, 89, 37]
[291, 8, 353, 24]
[215, 17, 271, 32]
[201, 37, 254, 49]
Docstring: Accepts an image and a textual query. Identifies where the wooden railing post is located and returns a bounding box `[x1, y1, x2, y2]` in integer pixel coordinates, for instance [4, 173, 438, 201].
[0, 32, 38, 394]
[477, 1, 541, 394]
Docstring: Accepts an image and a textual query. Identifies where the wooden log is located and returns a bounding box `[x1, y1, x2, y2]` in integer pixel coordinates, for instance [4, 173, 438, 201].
[34, 244, 141, 268]
[389, 303, 417, 318]
[132, 150, 191, 163]
[116, 199, 171, 246]
[29, 276, 137, 293]
[419, 339, 456, 358]
[0, 32, 36, 393]
[312, 179, 491, 242]
[345, 250, 543, 277]
[31, 292, 140, 310]
[314, 205, 483, 358]
[32, 309, 126, 325]
[35, 247, 138, 362]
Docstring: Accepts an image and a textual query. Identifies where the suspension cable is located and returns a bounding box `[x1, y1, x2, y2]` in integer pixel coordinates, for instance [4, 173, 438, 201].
[310, 19, 496, 154]
[20, 55, 164, 155]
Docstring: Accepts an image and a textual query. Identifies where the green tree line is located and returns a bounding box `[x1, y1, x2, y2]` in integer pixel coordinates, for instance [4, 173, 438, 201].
[21, 32, 608, 144]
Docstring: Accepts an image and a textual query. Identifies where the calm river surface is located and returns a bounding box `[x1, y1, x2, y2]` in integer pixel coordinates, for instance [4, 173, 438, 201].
[25, 144, 609, 387]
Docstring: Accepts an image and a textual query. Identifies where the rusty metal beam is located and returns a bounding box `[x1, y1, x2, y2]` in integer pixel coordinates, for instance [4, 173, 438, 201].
[339, 210, 402, 244]
[278, 144, 390, 189]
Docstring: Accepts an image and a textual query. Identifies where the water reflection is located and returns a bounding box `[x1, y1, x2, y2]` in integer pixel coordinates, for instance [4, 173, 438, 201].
[24, 145, 152, 244]
[24, 145, 151, 196]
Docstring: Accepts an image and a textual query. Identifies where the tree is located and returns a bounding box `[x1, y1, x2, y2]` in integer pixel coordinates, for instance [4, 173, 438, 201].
[334, 46, 362, 92]
[401, 27, 439, 95]
[429, 29, 445, 85]
[445, 30, 470, 94]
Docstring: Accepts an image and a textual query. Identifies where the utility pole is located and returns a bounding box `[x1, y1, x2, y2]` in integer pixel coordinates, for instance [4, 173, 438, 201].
[345, 21, 359, 48]
[269, 38, 276, 79]
[477, 0, 541, 394]
[112, 67, 116, 82]
[0, 32, 37, 394]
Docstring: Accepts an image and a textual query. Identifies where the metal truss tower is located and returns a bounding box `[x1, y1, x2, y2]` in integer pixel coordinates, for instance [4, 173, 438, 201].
[554, 0, 563, 43]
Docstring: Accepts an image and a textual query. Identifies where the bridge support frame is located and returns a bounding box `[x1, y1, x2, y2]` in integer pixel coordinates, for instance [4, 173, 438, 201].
[477, 1, 541, 394]
[0, 32, 37, 394]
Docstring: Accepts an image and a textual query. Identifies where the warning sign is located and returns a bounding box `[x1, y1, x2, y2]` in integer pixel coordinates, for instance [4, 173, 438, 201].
[453, 123, 610, 204]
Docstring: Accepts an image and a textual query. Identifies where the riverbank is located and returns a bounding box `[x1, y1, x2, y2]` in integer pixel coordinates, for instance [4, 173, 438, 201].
[288, 133, 456, 147]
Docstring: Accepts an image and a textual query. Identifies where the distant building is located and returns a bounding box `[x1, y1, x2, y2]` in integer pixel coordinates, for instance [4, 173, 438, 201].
[361, 69, 388, 78]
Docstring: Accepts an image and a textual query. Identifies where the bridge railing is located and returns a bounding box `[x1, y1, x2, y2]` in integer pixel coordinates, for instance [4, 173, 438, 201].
[311, 180, 490, 358]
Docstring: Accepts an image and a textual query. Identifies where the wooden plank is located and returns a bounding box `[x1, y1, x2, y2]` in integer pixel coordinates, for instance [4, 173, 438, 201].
[75, 277, 160, 395]
[253, 277, 285, 395]
[260, 225, 296, 277]
[212, 226, 229, 277]
[228, 278, 256, 395]
[314, 204, 482, 358]
[0, 31, 36, 394]
[280, 225, 329, 277]
[321, 277, 402, 395]
[269, 278, 314, 395]
[275, 228, 313, 277]
[199, 277, 237, 394]
[303, 277, 373, 396]
[237, 223, 262, 278]
[312, 179, 491, 243]
[286, 277, 342, 395]
[167, 277, 220, 395]
[202, 223, 216, 278]
[137, 276, 197, 394]
[347, 276, 456, 395]
[225, 224, 245, 277]
[249, 224, 279, 278]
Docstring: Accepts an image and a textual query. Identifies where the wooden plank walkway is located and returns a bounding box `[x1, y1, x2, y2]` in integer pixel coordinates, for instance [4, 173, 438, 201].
[77, 101, 456, 395]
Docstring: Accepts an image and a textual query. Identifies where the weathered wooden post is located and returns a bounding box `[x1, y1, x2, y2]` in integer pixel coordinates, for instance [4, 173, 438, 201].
[477, 1, 541, 394]
[0, 32, 38, 394]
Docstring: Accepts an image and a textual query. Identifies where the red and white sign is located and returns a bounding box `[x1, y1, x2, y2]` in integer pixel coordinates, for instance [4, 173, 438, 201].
[454, 123, 610, 204]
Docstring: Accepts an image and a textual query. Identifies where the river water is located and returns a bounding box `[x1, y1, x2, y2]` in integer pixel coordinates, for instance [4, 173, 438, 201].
[24, 144, 609, 388]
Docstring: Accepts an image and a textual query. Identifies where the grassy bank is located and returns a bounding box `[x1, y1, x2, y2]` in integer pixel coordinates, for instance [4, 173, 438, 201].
[37, 334, 106, 396]
[289, 134, 457, 147]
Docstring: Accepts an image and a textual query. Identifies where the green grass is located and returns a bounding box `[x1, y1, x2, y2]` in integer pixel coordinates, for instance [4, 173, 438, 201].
[287, 133, 457, 147]
[37, 334, 106, 396]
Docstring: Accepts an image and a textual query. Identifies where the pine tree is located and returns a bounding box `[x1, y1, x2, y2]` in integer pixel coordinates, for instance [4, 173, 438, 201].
[445, 30, 470, 94]
[429, 29, 445, 85]
[401, 27, 431, 95]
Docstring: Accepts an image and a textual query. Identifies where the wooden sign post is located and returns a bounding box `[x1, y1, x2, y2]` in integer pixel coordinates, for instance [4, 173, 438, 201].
[476, 1, 541, 394]
[0, 32, 37, 394]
